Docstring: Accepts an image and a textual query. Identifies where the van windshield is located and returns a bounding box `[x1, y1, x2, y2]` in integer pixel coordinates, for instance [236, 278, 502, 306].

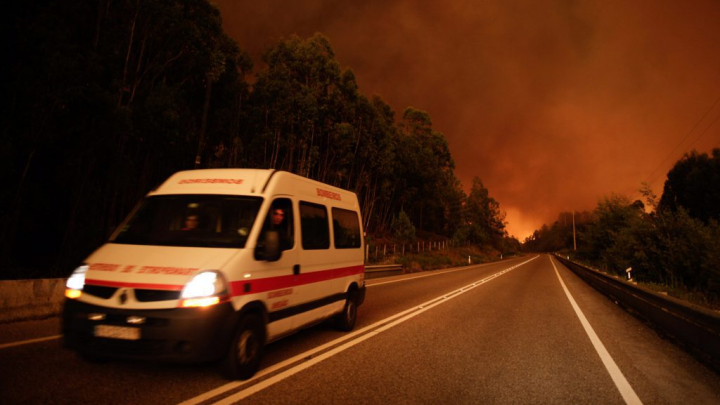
[112, 195, 262, 248]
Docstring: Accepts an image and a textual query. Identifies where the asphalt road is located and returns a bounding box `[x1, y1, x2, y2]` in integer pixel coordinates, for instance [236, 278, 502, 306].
[1, 255, 719, 404]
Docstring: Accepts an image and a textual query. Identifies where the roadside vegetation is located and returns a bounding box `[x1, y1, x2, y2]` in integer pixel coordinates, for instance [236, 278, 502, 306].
[524, 149, 720, 310]
[2, 1, 517, 279]
[393, 246, 514, 273]
[366, 235, 519, 272]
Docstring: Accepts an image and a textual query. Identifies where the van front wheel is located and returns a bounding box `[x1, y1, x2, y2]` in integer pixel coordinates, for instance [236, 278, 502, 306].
[335, 290, 358, 331]
[223, 314, 265, 380]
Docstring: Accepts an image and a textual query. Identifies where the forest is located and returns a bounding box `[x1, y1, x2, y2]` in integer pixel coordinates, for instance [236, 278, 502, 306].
[2, 1, 514, 279]
[524, 149, 720, 304]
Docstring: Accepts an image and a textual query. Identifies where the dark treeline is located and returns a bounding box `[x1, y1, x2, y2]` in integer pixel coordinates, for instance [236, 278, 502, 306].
[524, 149, 720, 300]
[2, 1, 514, 279]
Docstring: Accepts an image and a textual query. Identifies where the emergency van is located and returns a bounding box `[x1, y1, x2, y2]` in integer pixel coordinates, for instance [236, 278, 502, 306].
[62, 169, 366, 379]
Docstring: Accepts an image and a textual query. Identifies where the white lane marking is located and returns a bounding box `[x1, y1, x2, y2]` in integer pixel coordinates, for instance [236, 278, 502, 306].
[178, 255, 539, 405]
[550, 257, 643, 405]
[0, 335, 61, 350]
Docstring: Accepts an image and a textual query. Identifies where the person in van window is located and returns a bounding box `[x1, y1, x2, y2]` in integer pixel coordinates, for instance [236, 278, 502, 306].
[268, 207, 293, 250]
[271, 208, 285, 226]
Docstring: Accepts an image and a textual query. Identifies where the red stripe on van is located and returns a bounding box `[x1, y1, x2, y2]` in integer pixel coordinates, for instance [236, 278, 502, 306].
[229, 264, 364, 297]
[85, 279, 184, 291]
[84, 264, 364, 296]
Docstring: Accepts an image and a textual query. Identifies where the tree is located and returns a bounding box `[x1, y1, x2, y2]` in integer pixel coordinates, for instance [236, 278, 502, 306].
[461, 177, 506, 247]
[244, 33, 344, 176]
[581, 194, 645, 271]
[395, 107, 458, 235]
[393, 210, 416, 243]
[1, 0, 249, 277]
[659, 148, 720, 223]
[242, 34, 406, 233]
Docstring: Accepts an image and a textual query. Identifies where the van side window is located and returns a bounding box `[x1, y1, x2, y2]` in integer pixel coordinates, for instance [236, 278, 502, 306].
[332, 208, 361, 249]
[300, 201, 330, 250]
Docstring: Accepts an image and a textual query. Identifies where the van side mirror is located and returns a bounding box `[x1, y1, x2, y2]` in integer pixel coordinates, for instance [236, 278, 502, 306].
[255, 230, 281, 262]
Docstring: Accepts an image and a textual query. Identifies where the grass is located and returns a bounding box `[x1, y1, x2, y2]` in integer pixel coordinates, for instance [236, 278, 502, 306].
[639, 282, 720, 311]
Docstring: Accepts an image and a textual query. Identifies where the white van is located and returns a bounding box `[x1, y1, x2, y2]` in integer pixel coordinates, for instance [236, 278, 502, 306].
[62, 169, 366, 379]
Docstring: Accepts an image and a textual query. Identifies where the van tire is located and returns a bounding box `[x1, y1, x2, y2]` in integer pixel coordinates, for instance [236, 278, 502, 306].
[335, 290, 358, 331]
[223, 314, 265, 380]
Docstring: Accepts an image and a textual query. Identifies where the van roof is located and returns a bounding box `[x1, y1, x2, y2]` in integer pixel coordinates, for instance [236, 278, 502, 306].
[150, 169, 273, 196]
[149, 169, 359, 209]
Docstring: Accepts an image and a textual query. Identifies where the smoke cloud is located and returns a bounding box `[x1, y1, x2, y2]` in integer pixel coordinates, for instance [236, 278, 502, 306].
[213, 0, 720, 239]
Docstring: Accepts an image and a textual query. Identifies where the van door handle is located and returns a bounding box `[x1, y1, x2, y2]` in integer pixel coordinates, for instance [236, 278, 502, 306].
[293, 265, 301, 275]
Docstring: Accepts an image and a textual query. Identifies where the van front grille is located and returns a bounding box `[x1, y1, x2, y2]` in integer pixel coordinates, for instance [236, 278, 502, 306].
[83, 284, 180, 302]
[83, 285, 117, 299]
[134, 289, 181, 302]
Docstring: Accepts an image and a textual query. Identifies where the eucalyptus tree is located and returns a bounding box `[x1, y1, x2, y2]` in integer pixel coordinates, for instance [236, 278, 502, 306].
[659, 148, 720, 223]
[395, 108, 458, 235]
[245, 34, 405, 232]
[461, 177, 506, 247]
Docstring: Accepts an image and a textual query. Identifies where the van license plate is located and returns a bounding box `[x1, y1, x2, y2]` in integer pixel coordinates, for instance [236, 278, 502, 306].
[94, 325, 140, 340]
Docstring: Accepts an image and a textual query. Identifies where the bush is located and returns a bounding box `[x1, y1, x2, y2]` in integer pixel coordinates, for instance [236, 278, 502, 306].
[579, 195, 720, 302]
[393, 210, 416, 243]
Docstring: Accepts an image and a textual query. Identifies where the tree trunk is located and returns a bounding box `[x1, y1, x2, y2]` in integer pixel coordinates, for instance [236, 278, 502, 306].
[118, 0, 140, 107]
[93, 0, 110, 50]
[195, 72, 213, 168]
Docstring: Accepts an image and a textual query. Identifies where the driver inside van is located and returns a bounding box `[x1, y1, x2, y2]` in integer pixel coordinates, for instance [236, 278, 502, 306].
[182, 214, 200, 231]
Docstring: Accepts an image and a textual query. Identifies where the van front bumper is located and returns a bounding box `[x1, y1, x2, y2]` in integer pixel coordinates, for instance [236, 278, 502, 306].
[62, 299, 237, 363]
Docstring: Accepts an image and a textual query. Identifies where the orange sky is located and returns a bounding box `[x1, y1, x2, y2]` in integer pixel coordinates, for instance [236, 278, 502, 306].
[212, 0, 720, 240]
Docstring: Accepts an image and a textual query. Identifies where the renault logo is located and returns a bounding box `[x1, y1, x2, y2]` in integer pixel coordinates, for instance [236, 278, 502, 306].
[119, 290, 128, 305]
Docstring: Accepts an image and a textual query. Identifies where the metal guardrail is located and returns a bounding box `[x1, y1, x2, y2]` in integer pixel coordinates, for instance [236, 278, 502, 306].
[554, 255, 720, 371]
[364, 264, 404, 279]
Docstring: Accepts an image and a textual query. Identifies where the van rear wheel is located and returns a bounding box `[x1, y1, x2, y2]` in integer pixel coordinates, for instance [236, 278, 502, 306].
[223, 314, 265, 380]
[335, 290, 358, 331]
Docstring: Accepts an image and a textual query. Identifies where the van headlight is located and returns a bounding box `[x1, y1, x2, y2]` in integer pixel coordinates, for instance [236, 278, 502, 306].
[180, 271, 228, 308]
[65, 265, 88, 299]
